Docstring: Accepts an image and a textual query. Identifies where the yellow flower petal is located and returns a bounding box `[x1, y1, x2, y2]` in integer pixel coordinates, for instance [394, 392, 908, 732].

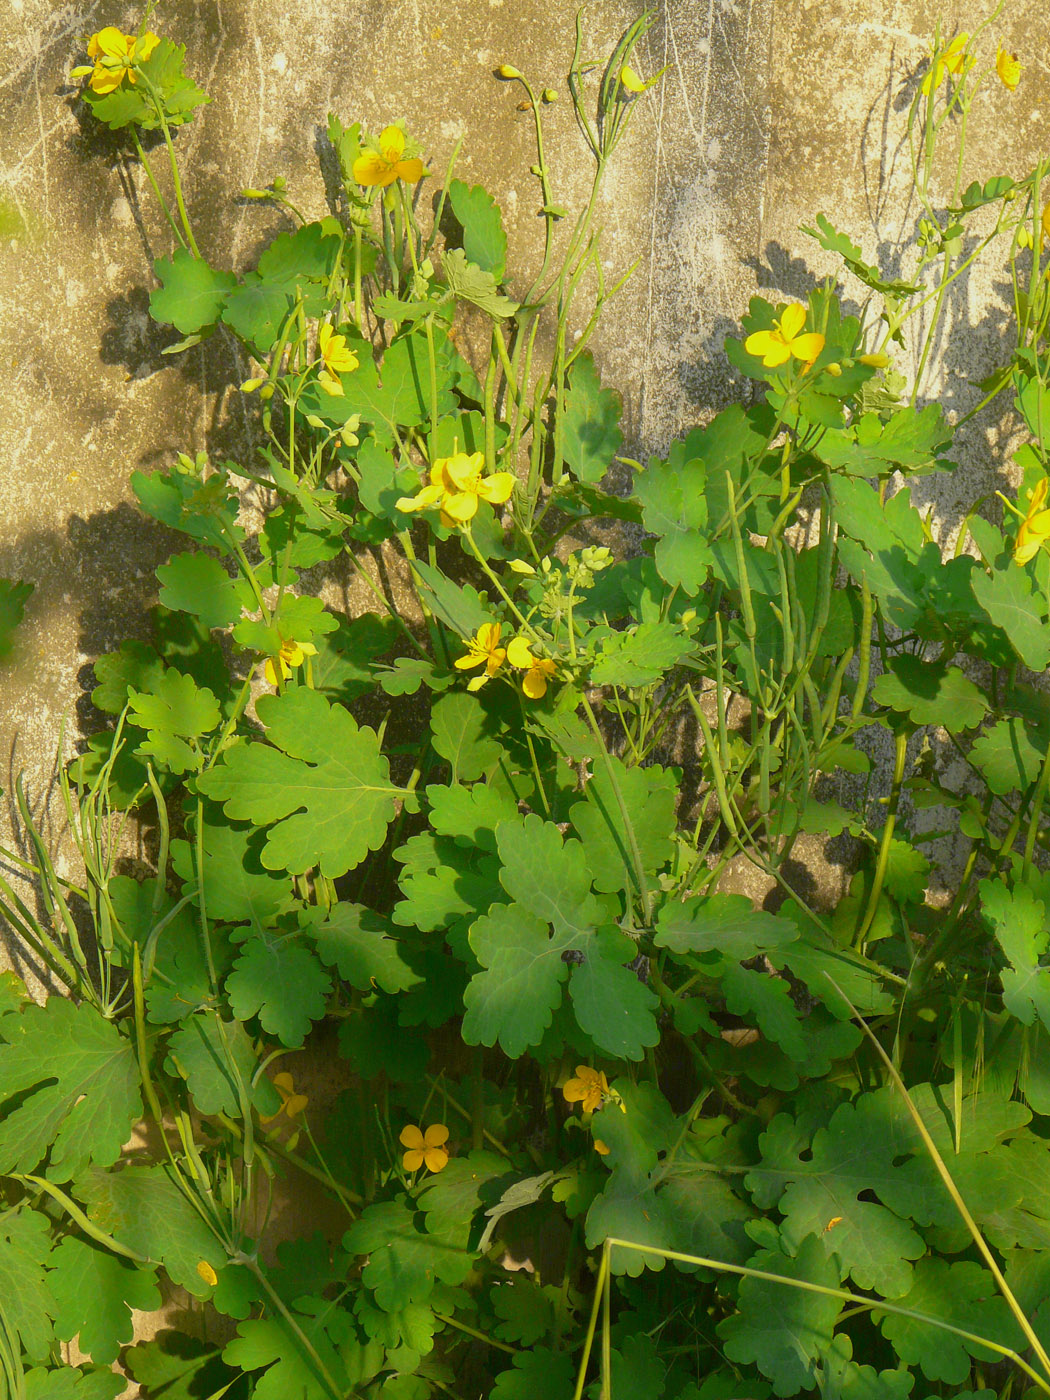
[744, 329, 791, 368]
[521, 668, 549, 699]
[379, 125, 407, 162]
[395, 157, 426, 184]
[789, 331, 825, 365]
[619, 63, 646, 93]
[442, 491, 480, 523]
[506, 637, 536, 669]
[443, 451, 484, 490]
[477, 471, 516, 505]
[196, 1260, 218, 1287]
[778, 303, 807, 340]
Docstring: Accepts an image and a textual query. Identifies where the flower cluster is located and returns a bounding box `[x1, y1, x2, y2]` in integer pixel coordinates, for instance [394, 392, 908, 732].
[456, 625, 556, 698]
[264, 637, 317, 686]
[73, 27, 160, 95]
[396, 450, 516, 527]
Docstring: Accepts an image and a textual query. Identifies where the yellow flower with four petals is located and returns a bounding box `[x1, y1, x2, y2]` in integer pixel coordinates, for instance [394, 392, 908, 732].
[353, 126, 427, 188]
[744, 303, 825, 370]
[506, 637, 557, 699]
[400, 1123, 450, 1173]
[562, 1065, 609, 1114]
[264, 637, 317, 686]
[260, 1071, 309, 1124]
[455, 623, 507, 691]
[75, 27, 160, 96]
[317, 323, 359, 397]
[396, 450, 516, 527]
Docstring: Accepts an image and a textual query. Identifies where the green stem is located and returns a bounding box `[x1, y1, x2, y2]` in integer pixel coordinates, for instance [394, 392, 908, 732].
[856, 728, 909, 947]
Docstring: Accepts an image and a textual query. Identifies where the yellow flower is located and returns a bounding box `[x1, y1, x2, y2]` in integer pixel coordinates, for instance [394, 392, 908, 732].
[455, 623, 507, 691]
[78, 27, 160, 95]
[395, 450, 516, 527]
[618, 62, 668, 95]
[562, 1065, 609, 1115]
[263, 637, 317, 686]
[260, 1071, 309, 1124]
[744, 303, 825, 370]
[593, 1138, 611, 1156]
[352, 125, 427, 188]
[995, 44, 1020, 91]
[317, 323, 359, 397]
[196, 1260, 218, 1287]
[506, 637, 557, 699]
[1014, 478, 1050, 565]
[921, 32, 971, 95]
[400, 1122, 450, 1173]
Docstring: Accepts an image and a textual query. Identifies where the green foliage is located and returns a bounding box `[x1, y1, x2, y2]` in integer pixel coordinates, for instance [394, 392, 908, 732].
[37, 19, 1050, 1400]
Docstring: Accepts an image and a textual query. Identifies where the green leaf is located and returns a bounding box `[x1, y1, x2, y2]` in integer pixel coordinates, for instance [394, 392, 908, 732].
[981, 878, 1050, 1031]
[343, 1197, 473, 1311]
[223, 1307, 352, 1400]
[197, 686, 401, 878]
[490, 1348, 574, 1400]
[415, 1150, 508, 1241]
[443, 247, 518, 317]
[801, 214, 921, 297]
[813, 405, 950, 477]
[170, 804, 293, 926]
[79, 1165, 226, 1299]
[410, 560, 491, 637]
[872, 655, 988, 730]
[719, 962, 806, 1059]
[49, 1237, 160, 1364]
[24, 1368, 125, 1400]
[448, 180, 507, 280]
[584, 1171, 674, 1275]
[91, 640, 166, 714]
[132, 468, 242, 551]
[0, 1209, 55, 1359]
[490, 1278, 557, 1345]
[589, 620, 694, 687]
[0, 998, 141, 1180]
[125, 1330, 247, 1400]
[633, 455, 712, 595]
[971, 562, 1050, 671]
[772, 905, 896, 1018]
[225, 931, 332, 1047]
[970, 718, 1047, 794]
[150, 248, 236, 334]
[127, 667, 221, 775]
[156, 552, 243, 629]
[719, 1234, 842, 1397]
[497, 814, 601, 936]
[569, 936, 660, 1059]
[429, 691, 503, 781]
[165, 1012, 277, 1118]
[306, 903, 422, 994]
[876, 1258, 1019, 1383]
[816, 1334, 914, 1400]
[463, 903, 569, 1057]
[0, 578, 32, 660]
[655, 894, 798, 959]
[569, 757, 676, 894]
[560, 352, 623, 484]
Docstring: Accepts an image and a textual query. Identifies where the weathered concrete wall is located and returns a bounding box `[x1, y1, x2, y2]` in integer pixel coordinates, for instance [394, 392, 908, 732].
[0, 0, 1042, 896]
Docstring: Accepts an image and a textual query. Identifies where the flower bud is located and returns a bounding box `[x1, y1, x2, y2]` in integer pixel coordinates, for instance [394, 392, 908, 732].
[825, 362, 842, 377]
[240, 377, 265, 392]
[859, 353, 890, 368]
[542, 88, 558, 103]
[305, 413, 325, 429]
[259, 383, 275, 400]
[508, 558, 537, 575]
[497, 63, 522, 79]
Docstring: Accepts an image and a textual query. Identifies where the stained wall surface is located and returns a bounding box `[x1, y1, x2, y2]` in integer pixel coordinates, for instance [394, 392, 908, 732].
[0, 0, 1042, 936]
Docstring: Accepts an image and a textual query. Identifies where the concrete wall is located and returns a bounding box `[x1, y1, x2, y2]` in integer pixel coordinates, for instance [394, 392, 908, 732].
[0, 0, 1042, 905]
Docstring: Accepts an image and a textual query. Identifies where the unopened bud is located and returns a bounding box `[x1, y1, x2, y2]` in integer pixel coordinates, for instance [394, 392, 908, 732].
[240, 377, 265, 392]
[259, 383, 275, 400]
[859, 353, 890, 368]
[508, 558, 537, 575]
[825, 362, 842, 377]
[542, 88, 558, 103]
[497, 64, 522, 80]
[305, 414, 325, 429]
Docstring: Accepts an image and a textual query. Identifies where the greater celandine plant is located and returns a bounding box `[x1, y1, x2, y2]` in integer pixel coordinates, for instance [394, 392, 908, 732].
[2, 7, 1050, 1399]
